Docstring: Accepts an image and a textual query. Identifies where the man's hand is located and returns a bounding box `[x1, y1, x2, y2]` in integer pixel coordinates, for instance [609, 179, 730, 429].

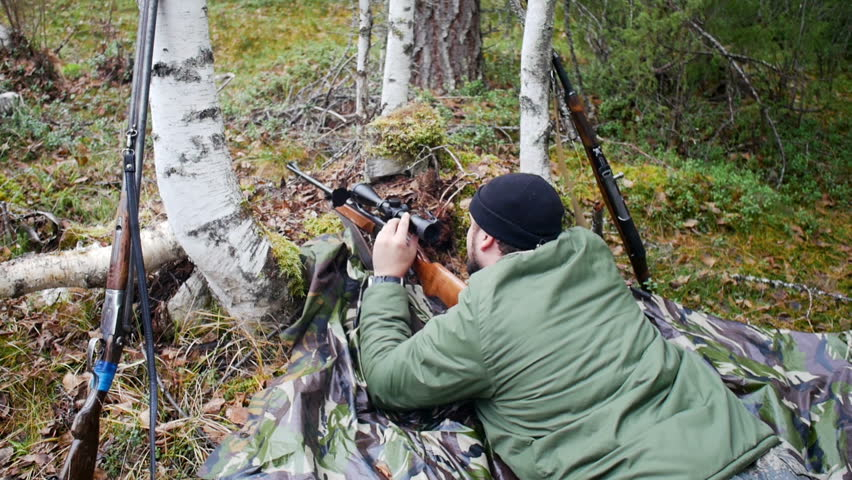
[372, 213, 419, 277]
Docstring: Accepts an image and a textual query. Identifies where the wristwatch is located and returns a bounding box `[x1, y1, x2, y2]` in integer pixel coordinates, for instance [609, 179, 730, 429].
[367, 275, 404, 287]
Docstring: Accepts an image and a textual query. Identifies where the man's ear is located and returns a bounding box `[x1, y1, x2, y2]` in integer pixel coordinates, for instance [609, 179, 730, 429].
[479, 232, 496, 251]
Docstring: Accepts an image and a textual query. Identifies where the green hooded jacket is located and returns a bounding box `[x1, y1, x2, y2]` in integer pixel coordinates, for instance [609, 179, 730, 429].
[359, 227, 778, 479]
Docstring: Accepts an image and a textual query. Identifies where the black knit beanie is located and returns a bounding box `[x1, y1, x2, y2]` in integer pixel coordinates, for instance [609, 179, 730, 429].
[469, 173, 565, 250]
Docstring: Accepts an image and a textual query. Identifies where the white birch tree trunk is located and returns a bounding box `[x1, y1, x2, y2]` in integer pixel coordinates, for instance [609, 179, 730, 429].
[367, 0, 415, 180]
[355, 0, 372, 124]
[149, 0, 294, 326]
[380, 0, 414, 114]
[0, 222, 183, 298]
[519, 0, 556, 181]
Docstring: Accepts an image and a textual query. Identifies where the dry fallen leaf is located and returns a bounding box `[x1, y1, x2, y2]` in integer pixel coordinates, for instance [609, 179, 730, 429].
[156, 418, 188, 434]
[0, 446, 14, 464]
[202, 424, 229, 443]
[203, 397, 227, 414]
[682, 219, 699, 228]
[670, 275, 691, 289]
[139, 408, 151, 429]
[700, 254, 717, 268]
[62, 371, 90, 394]
[225, 406, 249, 426]
[20, 453, 50, 466]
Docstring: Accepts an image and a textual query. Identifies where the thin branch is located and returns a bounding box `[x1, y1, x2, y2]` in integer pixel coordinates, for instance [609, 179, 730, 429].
[597, 136, 663, 165]
[53, 25, 78, 56]
[562, 0, 586, 95]
[686, 18, 788, 187]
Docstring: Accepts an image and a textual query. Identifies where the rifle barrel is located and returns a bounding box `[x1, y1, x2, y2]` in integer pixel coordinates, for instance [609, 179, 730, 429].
[286, 162, 334, 196]
[552, 52, 651, 286]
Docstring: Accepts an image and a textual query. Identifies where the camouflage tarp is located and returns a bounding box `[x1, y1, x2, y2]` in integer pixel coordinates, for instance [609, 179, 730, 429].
[635, 289, 851, 478]
[200, 234, 851, 479]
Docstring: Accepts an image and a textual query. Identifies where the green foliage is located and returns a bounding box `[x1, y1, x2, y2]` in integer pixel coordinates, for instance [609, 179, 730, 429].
[454, 79, 488, 97]
[0, 102, 78, 161]
[369, 103, 448, 159]
[623, 159, 781, 231]
[571, 0, 850, 204]
[303, 212, 344, 238]
[61, 62, 84, 79]
[101, 425, 145, 478]
[449, 124, 499, 149]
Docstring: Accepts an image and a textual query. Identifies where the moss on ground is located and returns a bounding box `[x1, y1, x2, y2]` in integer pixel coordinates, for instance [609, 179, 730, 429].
[266, 229, 306, 298]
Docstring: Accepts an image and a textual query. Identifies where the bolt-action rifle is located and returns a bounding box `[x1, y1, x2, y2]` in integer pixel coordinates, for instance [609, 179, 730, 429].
[286, 163, 466, 308]
[60, 0, 159, 478]
[552, 51, 651, 288]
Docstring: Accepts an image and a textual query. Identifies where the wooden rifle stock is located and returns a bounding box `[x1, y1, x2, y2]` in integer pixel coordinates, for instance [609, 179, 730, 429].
[412, 252, 466, 307]
[337, 201, 464, 307]
[288, 163, 465, 307]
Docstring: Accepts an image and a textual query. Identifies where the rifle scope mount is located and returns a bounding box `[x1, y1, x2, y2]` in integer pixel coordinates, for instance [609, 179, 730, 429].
[342, 184, 441, 245]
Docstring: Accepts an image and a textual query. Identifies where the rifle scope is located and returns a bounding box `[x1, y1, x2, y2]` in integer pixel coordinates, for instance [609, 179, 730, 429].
[347, 184, 441, 244]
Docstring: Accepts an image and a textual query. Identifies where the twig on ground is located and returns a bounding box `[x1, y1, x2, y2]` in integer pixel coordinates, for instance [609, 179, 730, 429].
[311, 106, 350, 124]
[731, 274, 850, 303]
[53, 25, 79, 55]
[804, 287, 815, 333]
[215, 73, 235, 93]
[432, 145, 466, 174]
[437, 178, 474, 216]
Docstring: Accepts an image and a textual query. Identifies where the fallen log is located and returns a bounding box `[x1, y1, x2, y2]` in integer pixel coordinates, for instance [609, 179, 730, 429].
[0, 222, 185, 298]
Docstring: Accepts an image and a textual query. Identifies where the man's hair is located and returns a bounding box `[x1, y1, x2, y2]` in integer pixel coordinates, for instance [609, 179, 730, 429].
[495, 239, 523, 255]
[470, 222, 524, 256]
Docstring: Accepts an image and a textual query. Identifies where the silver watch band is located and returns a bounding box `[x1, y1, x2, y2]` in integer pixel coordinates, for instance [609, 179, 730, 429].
[368, 275, 404, 287]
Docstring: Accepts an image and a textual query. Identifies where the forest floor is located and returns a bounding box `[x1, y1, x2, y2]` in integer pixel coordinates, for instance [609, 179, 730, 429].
[0, 0, 849, 478]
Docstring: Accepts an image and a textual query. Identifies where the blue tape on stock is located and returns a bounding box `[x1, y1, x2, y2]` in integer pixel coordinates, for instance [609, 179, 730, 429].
[93, 360, 118, 392]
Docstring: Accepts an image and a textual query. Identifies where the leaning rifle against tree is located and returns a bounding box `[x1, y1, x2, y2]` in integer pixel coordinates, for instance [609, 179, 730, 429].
[286, 163, 466, 308]
[60, 0, 160, 479]
[551, 51, 651, 288]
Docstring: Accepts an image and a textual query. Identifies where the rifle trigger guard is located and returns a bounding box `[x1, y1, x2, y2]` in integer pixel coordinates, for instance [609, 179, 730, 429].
[86, 338, 101, 373]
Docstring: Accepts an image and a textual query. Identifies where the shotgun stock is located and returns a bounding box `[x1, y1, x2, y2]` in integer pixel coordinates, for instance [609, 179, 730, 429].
[60, 192, 133, 480]
[287, 163, 466, 307]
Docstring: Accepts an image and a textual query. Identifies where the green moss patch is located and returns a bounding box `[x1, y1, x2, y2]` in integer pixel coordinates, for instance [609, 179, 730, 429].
[266, 229, 306, 298]
[369, 103, 448, 159]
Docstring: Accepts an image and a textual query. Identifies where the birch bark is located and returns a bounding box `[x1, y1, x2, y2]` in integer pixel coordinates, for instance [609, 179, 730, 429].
[519, 0, 556, 181]
[0, 222, 182, 298]
[149, 0, 295, 326]
[380, 0, 414, 114]
[355, 0, 372, 124]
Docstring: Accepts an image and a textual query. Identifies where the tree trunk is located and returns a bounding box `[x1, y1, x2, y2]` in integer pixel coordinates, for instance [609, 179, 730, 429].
[149, 0, 296, 327]
[380, 0, 414, 114]
[519, 0, 556, 181]
[0, 222, 182, 298]
[412, 0, 483, 93]
[355, 0, 372, 124]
